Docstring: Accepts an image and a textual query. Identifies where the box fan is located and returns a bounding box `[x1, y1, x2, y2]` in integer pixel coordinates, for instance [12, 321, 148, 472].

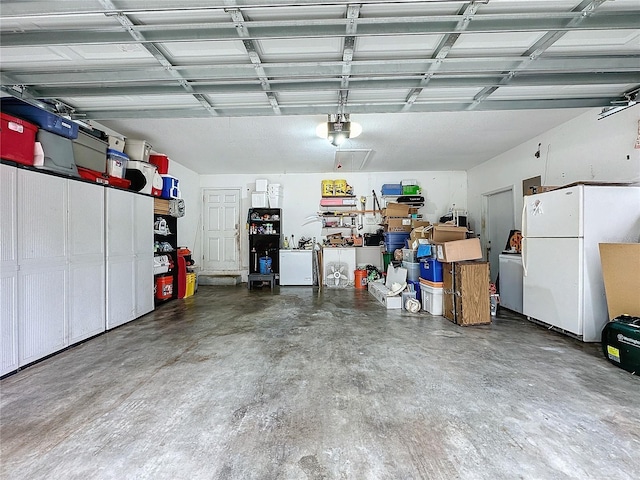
[326, 262, 349, 288]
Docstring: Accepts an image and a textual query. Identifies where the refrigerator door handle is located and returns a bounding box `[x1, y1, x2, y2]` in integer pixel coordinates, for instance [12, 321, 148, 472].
[521, 200, 528, 277]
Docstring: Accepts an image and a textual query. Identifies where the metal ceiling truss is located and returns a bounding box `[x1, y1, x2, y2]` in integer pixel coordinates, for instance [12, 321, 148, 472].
[0, 0, 638, 120]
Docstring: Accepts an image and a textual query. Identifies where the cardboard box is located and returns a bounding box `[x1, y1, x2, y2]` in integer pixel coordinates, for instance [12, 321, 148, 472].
[385, 217, 412, 232]
[431, 224, 468, 243]
[411, 220, 430, 228]
[435, 238, 482, 263]
[384, 202, 411, 217]
[599, 243, 640, 320]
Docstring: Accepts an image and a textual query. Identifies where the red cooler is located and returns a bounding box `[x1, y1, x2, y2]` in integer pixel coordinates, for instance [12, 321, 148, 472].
[0, 112, 38, 165]
[149, 153, 169, 175]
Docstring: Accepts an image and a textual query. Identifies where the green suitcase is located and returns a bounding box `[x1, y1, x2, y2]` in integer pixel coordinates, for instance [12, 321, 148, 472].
[602, 315, 640, 374]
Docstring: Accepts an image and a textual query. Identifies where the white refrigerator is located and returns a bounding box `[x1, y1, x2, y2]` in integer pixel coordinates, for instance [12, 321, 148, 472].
[522, 184, 640, 342]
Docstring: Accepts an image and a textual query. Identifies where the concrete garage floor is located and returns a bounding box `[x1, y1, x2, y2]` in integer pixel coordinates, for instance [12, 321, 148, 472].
[1, 285, 639, 480]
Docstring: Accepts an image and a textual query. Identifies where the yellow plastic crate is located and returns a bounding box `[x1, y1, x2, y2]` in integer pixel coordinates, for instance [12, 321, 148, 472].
[185, 273, 196, 297]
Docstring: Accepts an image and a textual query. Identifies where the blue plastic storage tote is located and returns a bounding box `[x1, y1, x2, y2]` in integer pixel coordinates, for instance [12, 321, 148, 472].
[1, 98, 79, 139]
[381, 183, 403, 196]
[420, 258, 443, 282]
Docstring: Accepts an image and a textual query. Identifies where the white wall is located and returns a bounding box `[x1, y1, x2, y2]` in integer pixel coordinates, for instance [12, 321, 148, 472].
[167, 160, 200, 258]
[199, 171, 466, 272]
[467, 106, 640, 244]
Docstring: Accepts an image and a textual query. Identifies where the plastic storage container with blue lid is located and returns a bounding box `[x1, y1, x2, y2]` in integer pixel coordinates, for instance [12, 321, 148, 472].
[1, 98, 79, 139]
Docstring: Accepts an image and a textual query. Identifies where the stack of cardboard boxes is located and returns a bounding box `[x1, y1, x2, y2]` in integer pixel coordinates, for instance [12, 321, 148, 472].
[407, 222, 491, 326]
[383, 202, 429, 233]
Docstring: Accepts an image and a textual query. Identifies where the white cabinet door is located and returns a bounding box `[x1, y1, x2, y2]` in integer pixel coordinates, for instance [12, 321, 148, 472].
[0, 271, 18, 376]
[106, 257, 136, 329]
[134, 195, 153, 317]
[106, 188, 134, 258]
[17, 170, 68, 366]
[19, 266, 67, 365]
[106, 188, 135, 329]
[68, 180, 105, 343]
[17, 169, 67, 267]
[1, 164, 19, 376]
[135, 256, 154, 317]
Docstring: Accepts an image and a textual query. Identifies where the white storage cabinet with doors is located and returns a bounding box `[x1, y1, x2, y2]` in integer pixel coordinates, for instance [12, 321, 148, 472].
[0, 163, 154, 376]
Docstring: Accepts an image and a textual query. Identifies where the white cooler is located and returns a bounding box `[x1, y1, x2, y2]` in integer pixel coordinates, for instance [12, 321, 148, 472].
[125, 160, 162, 195]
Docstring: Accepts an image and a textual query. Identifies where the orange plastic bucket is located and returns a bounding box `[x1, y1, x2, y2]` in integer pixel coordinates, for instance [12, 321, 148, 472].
[354, 269, 367, 289]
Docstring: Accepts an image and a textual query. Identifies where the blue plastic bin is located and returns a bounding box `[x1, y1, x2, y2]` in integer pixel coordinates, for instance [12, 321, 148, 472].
[381, 183, 403, 196]
[1, 98, 79, 139]
[420, 258, 443, 282]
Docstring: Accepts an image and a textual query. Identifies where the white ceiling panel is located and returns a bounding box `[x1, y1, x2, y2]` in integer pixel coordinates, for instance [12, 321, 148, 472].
[243, 5, 347, 21]
[259, 37, 342, 61]
[355, 35, 441, 60]
[451, 32, 547, 55]
[0, 46, 73, 65]
[417, 87, 485, 101]
[277, 91, 339, 105]
[160, 40, 248, 61]
[547, 30, 640, 53]
[205, 92, 269, 107]
[480, 0, 578, 14]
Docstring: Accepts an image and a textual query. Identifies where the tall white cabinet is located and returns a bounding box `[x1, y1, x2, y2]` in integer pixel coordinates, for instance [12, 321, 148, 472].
[105, 188, 153, 329]
[0, 164, 154, 376]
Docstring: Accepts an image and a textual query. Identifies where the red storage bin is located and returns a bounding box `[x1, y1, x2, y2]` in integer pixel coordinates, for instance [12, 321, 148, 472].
[0, 112, 38, 165]
[108, 176, 131, 190]
[77, 166, 131, 189]
[149, 153, 169, 175]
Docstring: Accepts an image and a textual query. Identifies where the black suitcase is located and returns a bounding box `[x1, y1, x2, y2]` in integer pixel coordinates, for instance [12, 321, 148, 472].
[602, 315, 640, 374]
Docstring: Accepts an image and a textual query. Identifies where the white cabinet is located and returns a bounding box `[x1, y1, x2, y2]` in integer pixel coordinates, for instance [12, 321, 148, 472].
[106, 188, 153, 329]
[17, 169, 68, 366]
[68, 180, 105, 343]
[0, 163, 153, 375]
[322, 247, 356, 286]
[1, 164, 19, 376]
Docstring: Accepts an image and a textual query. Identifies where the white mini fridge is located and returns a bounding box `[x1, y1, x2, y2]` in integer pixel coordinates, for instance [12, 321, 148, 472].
[279, 250, 313, 286]
[522, 184, 640, 342]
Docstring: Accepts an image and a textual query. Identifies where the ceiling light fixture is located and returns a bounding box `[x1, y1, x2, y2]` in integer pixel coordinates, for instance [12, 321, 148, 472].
[316, 114, 362, 147]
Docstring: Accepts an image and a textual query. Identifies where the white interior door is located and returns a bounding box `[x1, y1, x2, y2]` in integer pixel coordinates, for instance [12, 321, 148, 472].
[202, 189, 240, 272]
[485, 188, 515, 284]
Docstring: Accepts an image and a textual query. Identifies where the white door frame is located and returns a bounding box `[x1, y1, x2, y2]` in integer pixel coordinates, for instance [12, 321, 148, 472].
[481, 185, 517, 277]
[201, 187, 242, 274]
